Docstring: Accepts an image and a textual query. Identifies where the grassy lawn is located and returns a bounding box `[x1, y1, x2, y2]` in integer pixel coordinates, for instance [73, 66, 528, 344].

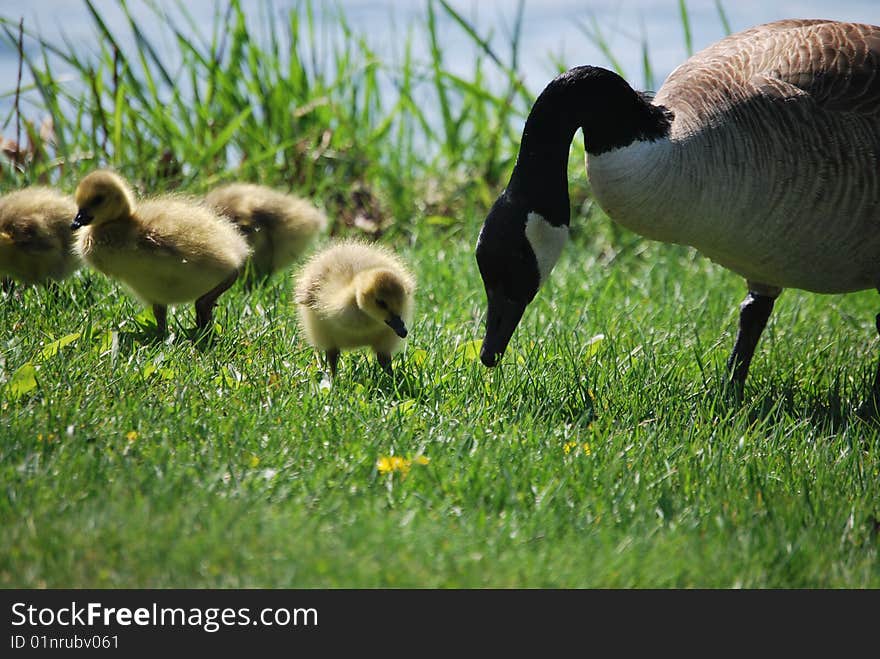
[1, 1, 878, 587]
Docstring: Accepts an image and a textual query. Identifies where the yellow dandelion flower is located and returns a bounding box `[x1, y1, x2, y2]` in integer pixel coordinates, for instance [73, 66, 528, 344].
[392, 456, 411, 474]
[377, 455, 429, 476]
[377, 456, 400, 474]
[563, 441, 577, 454]
[582, 442, 592, 456]
[126, 431, 138, 442]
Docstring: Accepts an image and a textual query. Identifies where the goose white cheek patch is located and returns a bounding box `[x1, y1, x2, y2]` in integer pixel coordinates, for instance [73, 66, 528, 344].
[525, 211, 568, 285]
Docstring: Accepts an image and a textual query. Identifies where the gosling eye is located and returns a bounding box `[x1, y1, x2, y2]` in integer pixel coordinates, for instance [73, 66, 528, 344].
[90, 194, 105, 207]
[376, 299, 388, 310]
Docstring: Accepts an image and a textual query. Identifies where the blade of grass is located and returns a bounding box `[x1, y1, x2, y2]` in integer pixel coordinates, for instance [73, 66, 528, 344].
[714, 0, 731, 36]
[679, 0, 693, 57]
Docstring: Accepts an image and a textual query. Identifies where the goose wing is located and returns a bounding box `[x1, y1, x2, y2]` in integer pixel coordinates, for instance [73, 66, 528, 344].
[761, 21, 880, 117]
[657, 20, 880, 122]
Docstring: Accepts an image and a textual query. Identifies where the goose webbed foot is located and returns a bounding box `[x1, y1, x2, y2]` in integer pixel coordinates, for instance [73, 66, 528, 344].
[725, 289, 777, 393]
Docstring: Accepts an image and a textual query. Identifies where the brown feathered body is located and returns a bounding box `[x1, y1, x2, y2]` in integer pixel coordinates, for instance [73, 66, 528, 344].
[588, 19, 880, 294]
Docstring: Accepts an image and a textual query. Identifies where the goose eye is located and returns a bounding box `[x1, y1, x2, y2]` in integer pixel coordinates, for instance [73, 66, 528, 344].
[91, 194, 105, 207]
[376, 299, 388, 310]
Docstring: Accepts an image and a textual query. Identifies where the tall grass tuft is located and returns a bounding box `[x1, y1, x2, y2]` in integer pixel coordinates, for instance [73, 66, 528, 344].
[0, 0, 548, 239]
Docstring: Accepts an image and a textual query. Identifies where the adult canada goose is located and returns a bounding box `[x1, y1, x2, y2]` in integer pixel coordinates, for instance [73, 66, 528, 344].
[205, 183, 327, 284]
[72, 170, 250, 336]
[0, 187, 79, 286]
[294, 241, 415, 375]
[476, 19, 880, 403]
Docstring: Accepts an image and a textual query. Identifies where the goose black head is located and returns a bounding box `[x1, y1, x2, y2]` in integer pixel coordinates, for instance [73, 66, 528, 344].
[476, 192, 569, 367]
[476, 65, 670, 368]
[475, 193, 537, 367]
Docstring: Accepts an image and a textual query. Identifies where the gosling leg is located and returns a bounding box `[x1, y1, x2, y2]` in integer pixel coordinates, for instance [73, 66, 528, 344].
[376, 352, 393, 375]
[727, 290, 777, 390]
[194, 271, 238, 332]
[45, 279, 63, 301]
[326, 348, 340, 376]
[152, 304, 168, 337]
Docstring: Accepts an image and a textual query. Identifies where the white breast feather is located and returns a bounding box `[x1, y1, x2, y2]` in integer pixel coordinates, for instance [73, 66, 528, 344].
[525, 212, 569, 285]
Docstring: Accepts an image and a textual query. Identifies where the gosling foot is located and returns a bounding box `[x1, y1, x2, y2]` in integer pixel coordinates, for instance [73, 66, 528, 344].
[376, 352, 393, 375]
[152, 304, 168, 337]
[325, 349, 340, 377]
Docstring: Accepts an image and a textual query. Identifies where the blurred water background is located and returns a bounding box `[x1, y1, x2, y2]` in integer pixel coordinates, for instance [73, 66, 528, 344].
[0, 1, 876, 132]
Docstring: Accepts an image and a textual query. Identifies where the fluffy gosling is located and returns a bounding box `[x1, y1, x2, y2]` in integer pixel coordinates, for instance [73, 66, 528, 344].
[295, 241, 416, 375]
[0, 187, 79, 286]
[72, 170, 250, 335]
[205, 183, 327, 285]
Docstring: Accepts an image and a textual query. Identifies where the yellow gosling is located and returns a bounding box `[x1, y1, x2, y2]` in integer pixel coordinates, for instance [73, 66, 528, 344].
[0, 187, 79, 286]
[295, 240, 415, 375]
[72, 170, 250, 335]
[205, 183, 327, 284]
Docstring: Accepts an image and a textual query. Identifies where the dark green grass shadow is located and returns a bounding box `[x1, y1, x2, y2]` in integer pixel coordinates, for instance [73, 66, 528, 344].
[699, 363, 880, 439]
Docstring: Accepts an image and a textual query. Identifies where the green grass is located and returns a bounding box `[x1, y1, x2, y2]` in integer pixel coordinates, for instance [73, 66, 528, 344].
[1, 1, 879, 588]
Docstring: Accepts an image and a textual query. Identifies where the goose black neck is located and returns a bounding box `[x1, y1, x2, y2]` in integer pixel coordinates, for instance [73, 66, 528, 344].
[507, 65, 671, 224]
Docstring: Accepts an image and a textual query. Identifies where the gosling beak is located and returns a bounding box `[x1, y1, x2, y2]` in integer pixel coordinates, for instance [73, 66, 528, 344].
[386, 315, 408, 338]
[71, 209, 92, 230]
[480, 289, 527, 367]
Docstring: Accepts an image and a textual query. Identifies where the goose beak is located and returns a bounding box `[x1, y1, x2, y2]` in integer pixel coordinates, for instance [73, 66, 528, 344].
[386, 315, 408, 338]
[480, 291, 527, 367]
[71, 209, 92, 230]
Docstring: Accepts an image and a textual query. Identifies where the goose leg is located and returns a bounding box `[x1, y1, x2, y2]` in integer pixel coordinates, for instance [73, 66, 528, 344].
[870, 313, 880, 394]
[152, 304, 168, 336]
[194, 271, 238, 331]
[856, 312, 880, 418]
[727, 290, 777, 389]
[325, 348, 340, 376]
[376, 352, 393, 375]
